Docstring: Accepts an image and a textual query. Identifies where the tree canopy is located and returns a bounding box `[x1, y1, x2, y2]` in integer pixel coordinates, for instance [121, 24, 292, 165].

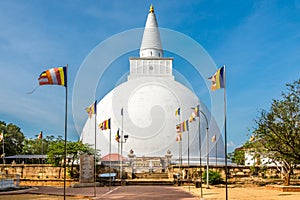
[0, 121, 25, 162]
[251, 79, 300, 185]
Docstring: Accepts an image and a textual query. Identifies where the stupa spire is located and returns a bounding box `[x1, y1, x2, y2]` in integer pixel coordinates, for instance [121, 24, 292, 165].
[139, 5, 163, 58]
[149, 4, 154, 13]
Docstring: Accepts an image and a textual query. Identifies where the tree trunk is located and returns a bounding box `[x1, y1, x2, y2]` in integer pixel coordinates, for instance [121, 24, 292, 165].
[282, 160, 292, 186]
[283, 172, 290, 186]
[58, 166, 62, 179]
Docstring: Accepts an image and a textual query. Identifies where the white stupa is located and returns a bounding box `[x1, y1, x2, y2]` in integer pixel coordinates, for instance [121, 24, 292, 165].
[81, 5, 225, 163]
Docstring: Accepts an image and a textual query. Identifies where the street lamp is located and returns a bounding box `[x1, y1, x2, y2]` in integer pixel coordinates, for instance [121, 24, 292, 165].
[198, 110, 210, 189]
[1, 124, 5, 165]
[119, 134, 129, 180]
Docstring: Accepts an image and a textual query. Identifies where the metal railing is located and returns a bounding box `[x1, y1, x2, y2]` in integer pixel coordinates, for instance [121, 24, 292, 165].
[0, 174, 19, 189]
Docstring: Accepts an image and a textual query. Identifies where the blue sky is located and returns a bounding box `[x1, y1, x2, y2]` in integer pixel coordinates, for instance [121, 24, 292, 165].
[0, 0, 299, 152]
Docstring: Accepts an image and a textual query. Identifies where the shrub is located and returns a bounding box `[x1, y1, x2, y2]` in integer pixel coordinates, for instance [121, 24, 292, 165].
[202, 170, 223, 185]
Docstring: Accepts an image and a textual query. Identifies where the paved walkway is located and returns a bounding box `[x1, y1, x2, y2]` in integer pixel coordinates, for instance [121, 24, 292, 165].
[22, 185, 199, 200]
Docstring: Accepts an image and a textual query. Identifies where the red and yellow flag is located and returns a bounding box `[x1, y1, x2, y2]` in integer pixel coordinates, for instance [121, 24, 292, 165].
[38, 66, 67, 87]
[209, 66, 225, 90]
[99, 118, 111, 130]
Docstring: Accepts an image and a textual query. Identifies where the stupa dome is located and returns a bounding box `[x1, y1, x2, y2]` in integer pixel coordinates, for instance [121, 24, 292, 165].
[80, 5, 225, 163]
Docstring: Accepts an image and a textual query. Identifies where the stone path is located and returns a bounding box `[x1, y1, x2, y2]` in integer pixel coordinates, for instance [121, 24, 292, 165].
[1, 186, 198, 200]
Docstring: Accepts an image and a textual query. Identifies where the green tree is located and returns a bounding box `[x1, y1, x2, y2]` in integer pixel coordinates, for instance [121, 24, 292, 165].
[203, 170, 223, 185]
[47, 136, 65, 178]
[251, 79, 300, 185]
[22, 134, 56, 155]
[0, 121, 25, 163]
[229, 147, 245, 165]
[67, 141, 93, 178]
[47, 136, 94, 178]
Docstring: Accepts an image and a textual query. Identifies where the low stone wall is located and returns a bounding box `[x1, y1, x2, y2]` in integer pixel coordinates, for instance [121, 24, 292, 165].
[0, 164, 77, 186]
[19, 178, 74, 187]
[0, 164, 67, 179]
[266, 185, 300, 192]
[169, 165, 300, 181]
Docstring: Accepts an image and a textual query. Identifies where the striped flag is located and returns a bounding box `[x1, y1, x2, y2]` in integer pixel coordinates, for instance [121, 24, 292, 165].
[176, 120, 189, 132]
[176, 132, 182, 141]
[38, 66, 67, 87]
[212, 135, 216, 142]
[189, 105, 199, 122]
[182, 120, 189, 132]
[38, 132, 43, 140]
[115, 129, 120, 142]
[99, 118, 111, 130]
[176, 124, 181, 133]
[85, 100, 97, 118]
[175, 107, 180, 117]
[208, 66, 225, 90]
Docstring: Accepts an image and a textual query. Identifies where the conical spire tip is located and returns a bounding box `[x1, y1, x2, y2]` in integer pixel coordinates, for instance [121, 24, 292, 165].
[149, 4, 154, 13]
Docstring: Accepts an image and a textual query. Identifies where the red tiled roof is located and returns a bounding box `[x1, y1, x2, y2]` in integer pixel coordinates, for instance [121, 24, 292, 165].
[101, 153, 128, 162]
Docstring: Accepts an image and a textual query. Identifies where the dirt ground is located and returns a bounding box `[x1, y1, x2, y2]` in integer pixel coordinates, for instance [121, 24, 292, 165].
[1, 185, 300, 200]
[182, 185, 300, 200]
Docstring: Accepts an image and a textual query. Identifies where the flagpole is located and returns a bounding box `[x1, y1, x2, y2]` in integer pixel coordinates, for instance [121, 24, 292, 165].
[178, 108, 182, 171]
[187, 121, 190, 192]
[118, 130, 120, 179]
[121, 108, 124, 180]
[41, 132, 44, 179]
[109, 127, 112, 190]
[118, 129, 120, 179]
[223, 65, 228, 200]
[63, 64, 68, 200]
[2, 129, 4, 164]
[198, 111, 203, 199]
[94, 105, 97, 197]
[215, 139, 217, 166]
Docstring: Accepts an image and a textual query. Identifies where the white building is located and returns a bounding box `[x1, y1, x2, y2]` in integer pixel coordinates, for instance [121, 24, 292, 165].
[81, 6, 225, 163]
[245, 151, 281, 167]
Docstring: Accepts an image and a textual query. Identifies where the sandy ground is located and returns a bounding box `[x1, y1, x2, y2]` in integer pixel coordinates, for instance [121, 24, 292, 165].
[0, 194, 88, 200]
[182, 185, 300, 200]
[1, 185, 300, 200]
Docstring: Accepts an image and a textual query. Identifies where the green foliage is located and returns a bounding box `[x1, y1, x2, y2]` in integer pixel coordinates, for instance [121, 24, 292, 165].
[47, 136, 65, 166]
[251, 79, 300, 185]
[46, 136, 93, 166]
[22, 135, 55, 155]
[0, 121, 25, 160]
[228, 148, 245, 165]
[202, 170, 223, 185]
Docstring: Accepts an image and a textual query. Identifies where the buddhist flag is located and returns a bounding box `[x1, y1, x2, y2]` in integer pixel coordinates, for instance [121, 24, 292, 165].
[38, 132, 43, 140]
[38, 66, 67, 87]
[182, 120, 189, 132]
[176, 124, 181, 133]
[99, 118, 111, 130]
[115, 129, 120, 142]
[189, 105, 199, 122]
[0, 132, 3, 142]
[176, 120, 189, 132]
[208, 66, 225, 90]
[175, 107, 180, 117]
[212, 135, 216, 142]
[85, 100, 97, 118]
[176, 132, 182, 141]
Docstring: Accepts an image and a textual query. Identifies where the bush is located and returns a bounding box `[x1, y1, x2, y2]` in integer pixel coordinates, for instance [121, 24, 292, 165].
[202, 170, 223, 185]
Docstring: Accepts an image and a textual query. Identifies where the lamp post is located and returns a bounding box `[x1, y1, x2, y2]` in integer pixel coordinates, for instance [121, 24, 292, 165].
[198, 110, 209, 189]
[1, 125, 5, 165]
[120, 134, 129, 180]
